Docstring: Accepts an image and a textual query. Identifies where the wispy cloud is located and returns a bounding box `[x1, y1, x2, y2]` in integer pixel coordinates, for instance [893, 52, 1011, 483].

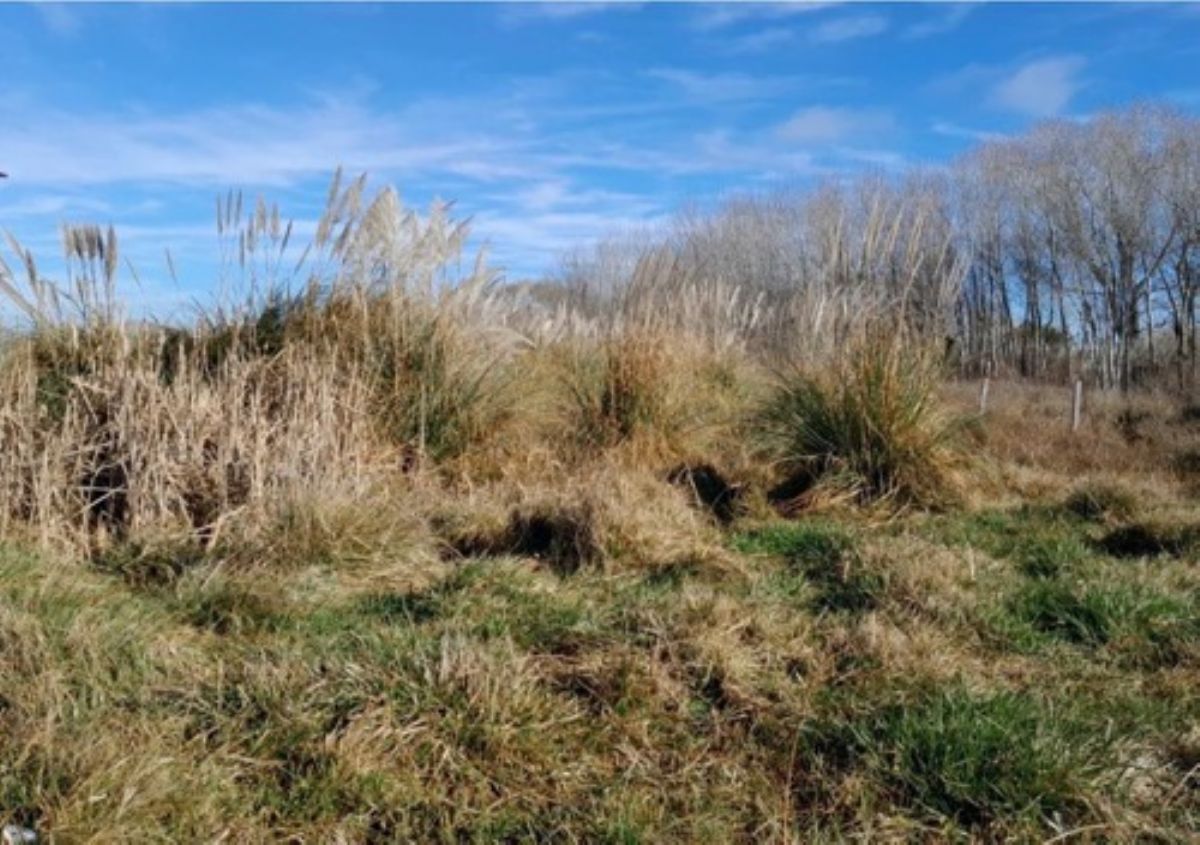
[648, 68, 793, 102]
[718, 12, 887, 54]
[691, 2, 834, 32]
[0, 99, 541, 188]
[837, 147, 907, 170]
[931, 121, 1007, 143]
[0, 76, 888, 282]
[477, 182, 670, 271]
[0, 193, 111, 218]
[992, 56, 1085, 117]
[776, 106, 894, 144]
[726, 26, 797, 54]
[647, 67, 856, 104]
[35, 3, 84, 38]
[903, 4, 974, 40]
[925, 61, 996, 98]
[698, 128, 816, 172]
[497, 2, 641, 27]
[810, 13, 888, 44]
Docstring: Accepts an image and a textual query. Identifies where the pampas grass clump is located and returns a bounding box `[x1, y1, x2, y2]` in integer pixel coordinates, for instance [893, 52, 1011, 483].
[759, 334, 963, 507]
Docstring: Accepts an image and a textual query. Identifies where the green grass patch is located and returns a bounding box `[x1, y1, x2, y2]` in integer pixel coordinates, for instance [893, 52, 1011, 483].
[926, 507, 1091, 577]
[734, 522, 884, 613]
[800, 686, 1106, 831]
[173, 578, 292, 636]
[997, 579, 1198, 667]
[361, 561, 609, 655]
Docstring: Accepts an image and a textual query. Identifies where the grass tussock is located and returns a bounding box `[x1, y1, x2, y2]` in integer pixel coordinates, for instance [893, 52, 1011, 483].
[759, 334, 964, 509]
[557, 329, 753, 470]
[1064, 481, 1140, 524]
[800, 686, 1109, 831]
[564, 330, 680, 452]
[0, 177, 530, 553]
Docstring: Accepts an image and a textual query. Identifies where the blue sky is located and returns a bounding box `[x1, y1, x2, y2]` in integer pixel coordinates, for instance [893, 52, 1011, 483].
[1, 1, 1198, 314]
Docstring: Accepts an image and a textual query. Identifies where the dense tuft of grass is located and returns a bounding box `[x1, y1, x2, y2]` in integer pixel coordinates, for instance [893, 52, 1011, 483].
[1063, 481, 1138, 524]
[1006, 580, 1113, 646]
[734, 522, 885, 612]
[758, 336, 962, 507]
[564, 332, 681, 452]
[999, 579, 1198, 666]
[801, 687, 1106, 830]
[928, 507, 1090, 578]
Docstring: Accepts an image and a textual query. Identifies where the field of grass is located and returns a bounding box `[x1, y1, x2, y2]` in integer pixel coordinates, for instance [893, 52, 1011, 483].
[1, 471, 1197, 841]
[1, 182, 1197, 842]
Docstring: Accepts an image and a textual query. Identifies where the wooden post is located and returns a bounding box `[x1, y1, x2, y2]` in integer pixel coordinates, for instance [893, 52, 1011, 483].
[1071, 379, 1083, 432]
[978, 377, 990, 416]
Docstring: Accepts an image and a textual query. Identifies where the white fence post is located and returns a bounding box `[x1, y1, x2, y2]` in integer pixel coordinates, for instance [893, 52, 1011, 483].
[1071, 379, 1083, 432]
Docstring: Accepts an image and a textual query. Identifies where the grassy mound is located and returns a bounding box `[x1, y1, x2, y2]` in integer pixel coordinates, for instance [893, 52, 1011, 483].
[759, 336, 963, 508]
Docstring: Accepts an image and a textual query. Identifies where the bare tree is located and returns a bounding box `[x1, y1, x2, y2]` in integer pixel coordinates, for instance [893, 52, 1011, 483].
[957, 105, 1194, 391]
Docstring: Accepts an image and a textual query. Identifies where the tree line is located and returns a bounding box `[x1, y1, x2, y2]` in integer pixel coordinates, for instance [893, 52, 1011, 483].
[553, 102, 1199, 393]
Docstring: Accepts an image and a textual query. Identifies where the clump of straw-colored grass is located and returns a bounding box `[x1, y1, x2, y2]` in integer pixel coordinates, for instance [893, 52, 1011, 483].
[0, 172, 520, 551]
[758, 333, 964, 507]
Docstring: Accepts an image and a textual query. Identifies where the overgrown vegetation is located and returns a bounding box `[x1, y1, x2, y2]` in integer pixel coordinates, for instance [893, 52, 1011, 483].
[0, 150, 1197, 840]
[758, 337, 963, 507]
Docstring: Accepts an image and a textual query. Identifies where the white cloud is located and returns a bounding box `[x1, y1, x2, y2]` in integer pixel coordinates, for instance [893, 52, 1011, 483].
[903, 4, 974, 40]
[837, 148, 907, 170]
[0, 65, 900, 284]
[0, 193, 111, 217]
[648, 68, 857, 103]
[648, 68, 790, 102]
[497, 2, 640, 27]
[992, 57, 1085, 117]
[809, 14, 888, 44]
[776, 107, 894, 144]
[692, 129, 824, 178]
[727, 26, 796, 54]
[931, 121, 1007, 143]
[925, 61, 994, 97]
[35, 4, 84, 38]
[692, 2, 835, 32]
[0, 100, 537, 188]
